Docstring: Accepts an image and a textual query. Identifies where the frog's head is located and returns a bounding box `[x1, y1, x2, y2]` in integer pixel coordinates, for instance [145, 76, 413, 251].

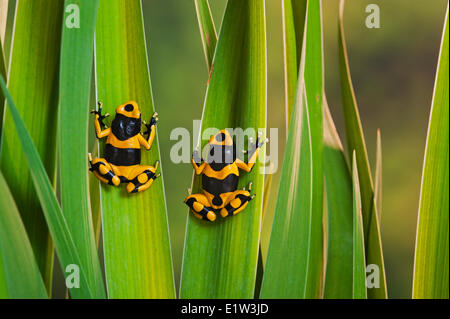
[207, 129, 236, 165]
[111, 101, 142, 140]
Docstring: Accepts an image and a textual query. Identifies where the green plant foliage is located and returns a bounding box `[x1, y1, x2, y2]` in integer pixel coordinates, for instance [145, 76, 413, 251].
[0, 247, 5, 298]
[58, 0, 105, 298]
[0, 23, 5, 136]
[260, 0, 323, 298]
[95, 0, 174, 298]
[338, 0, 387, 298]
[413, 6, 449, 299]
[0, 0, 64, 292]
[194, 0, 217, 71]
[180, 0, 266, 298]
[351, 152, 367, 299]
[0, 76, 100, 298]
[0, 172, 47, 299]
[283, 0, 353, 298]
[282, 0, 306, 125]
[374, 129, 382, 222]
[0, 0, 7, 43]
[322, 97, 353, 298]
[0, 0, 6, 117]
[193, 0, 273, 297]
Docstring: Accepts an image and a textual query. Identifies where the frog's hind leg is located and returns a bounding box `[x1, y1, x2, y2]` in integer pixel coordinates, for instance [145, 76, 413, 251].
[220, 182, 255, 218]
[88, 154, 120, 186]
[184, 193, 216, 222]
[126, 161, 160, 193]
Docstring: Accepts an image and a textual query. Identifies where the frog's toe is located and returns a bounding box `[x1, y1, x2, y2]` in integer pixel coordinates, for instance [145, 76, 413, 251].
[220, 191, 253, 218]
[126, 169, 157, 193]
[185, 196, 216, 222]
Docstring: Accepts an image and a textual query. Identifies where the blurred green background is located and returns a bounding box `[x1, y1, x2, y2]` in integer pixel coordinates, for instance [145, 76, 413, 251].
[139, 0, 447, 299]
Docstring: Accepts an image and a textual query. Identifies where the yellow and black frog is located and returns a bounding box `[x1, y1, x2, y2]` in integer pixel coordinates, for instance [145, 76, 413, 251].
[88, 101, 160, 193]
[185, 129, 267, 221]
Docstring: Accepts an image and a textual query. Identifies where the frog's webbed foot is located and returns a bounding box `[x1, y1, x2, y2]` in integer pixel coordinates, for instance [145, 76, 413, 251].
[185, 194, 216, 222]
[126, 161, 160, 193]
[220, 182, 255, 218]
[143, 112, 158, 138]
[90, 101, 110, 129]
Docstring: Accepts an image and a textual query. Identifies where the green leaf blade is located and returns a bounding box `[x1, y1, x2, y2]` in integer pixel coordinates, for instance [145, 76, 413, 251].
[194, 0, 217, 70]
[283, 0, 353, 299]
[413, 5, 449, 299]
[352, 152, 367, 299]
[374, 129, 382, 222]
[260, 0, 323, 298]
[323, 98, 353, 298]
[180, 0, 267, 298]
[0, 76, 97, 299]
[283, 0, 306, 126]
[0, 0, 7, 43]
[58, 0, 105, 298]
[0, 0, 64, 292]
[95, 0, 175, 298]
[338, 0, 387, 298]
[0, 172, 47, 299]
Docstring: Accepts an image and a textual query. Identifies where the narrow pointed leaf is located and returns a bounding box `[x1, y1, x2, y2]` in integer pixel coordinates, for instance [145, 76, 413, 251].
[0, 172, 47, 299]
[180, 0, 266, 298]
[0, 246, 6, 298]
[323, 97, 353, 298]
[0, 0, 64, 291]
[374, 129, 382, 222]
[260, 0, 323, 298]
[282, 0, 353, 298]
[0, 76, 98, 298]
[338, 0, 387, 298]
[0, 0, 7, 43]
[95, 0, 175, 298]
[193, 0, 270, 297]
[282, 0, 306, 126]
[413, 6, 449, 299]
[194, 0, 217, 70]
[58, 0, 105, 298]
[352, 152, 367, 299]
[0, 14, 5, 137]
[88, 81, 102, 245]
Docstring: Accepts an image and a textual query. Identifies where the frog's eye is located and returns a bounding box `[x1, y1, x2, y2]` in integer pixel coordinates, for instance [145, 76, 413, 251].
[216, 132, 226, 142]
[125, 104, 134, 112]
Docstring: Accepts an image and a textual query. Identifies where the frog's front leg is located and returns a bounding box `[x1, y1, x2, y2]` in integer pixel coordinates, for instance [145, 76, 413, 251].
[91, 101, 111, 139]
[220, 182, 255, 218]
[185, 193, 216, 222]
[191, 149, 206, 175]
[139, 112, 159, 150]
[236, 131, 268, 172]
